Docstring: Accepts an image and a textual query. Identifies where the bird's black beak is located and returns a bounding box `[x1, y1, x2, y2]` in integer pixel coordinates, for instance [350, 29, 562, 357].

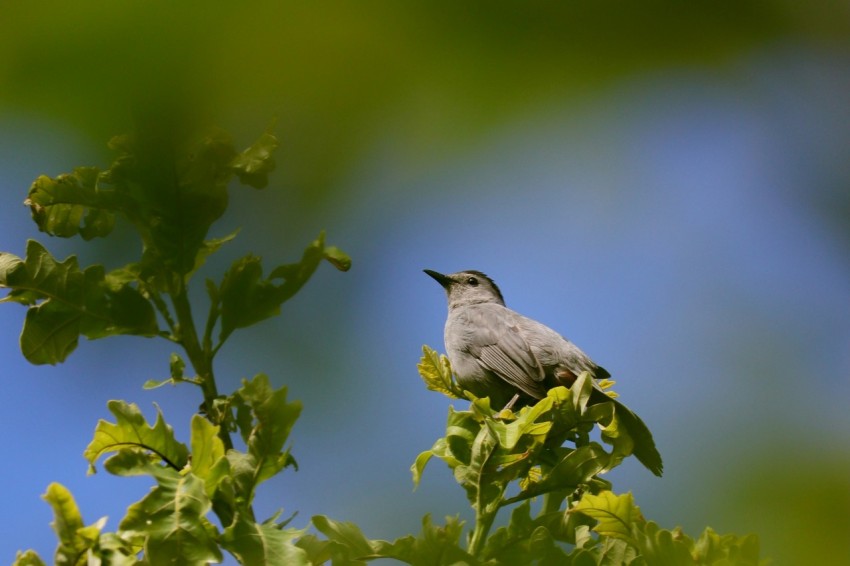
[424, 269, 452, 288]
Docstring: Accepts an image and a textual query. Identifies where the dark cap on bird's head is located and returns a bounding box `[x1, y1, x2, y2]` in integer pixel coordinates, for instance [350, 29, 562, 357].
[423, 269, 505, 306]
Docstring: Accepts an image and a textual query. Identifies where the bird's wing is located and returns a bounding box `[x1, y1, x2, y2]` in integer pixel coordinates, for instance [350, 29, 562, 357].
[464, 306, 548, 399]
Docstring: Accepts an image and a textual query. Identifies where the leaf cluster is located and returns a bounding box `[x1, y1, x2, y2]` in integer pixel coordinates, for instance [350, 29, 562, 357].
[16, 374, 307, 565]
[332, 346, 763, 565]
[567, 491, 763, 566]
[413, 347, 638, 510]
[3, 125, 351, 564]
[1, 126, 348, 367]
[236, 347, 762, 565]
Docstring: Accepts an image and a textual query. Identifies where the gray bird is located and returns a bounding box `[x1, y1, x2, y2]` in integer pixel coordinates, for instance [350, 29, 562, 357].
[424, 269, 663, 476]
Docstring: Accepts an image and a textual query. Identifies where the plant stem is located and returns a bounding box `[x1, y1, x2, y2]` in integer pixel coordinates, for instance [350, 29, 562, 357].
[171, 287, 233, 451]
[468, 506, 498, 557]
[469, 478, 508, 557]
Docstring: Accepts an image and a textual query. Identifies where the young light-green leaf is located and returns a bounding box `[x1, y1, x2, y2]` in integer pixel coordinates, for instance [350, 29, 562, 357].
[637, 521, 698, 564]
[488, 395, 554, 450]
[692, 526, 761, 565]
[86, 532, 141, 566]
[518, 444, 609, 500]
[234, 374, 302, 484]
[42, 482, 99, 565]
[321, 246, 352, 272]
[84, 400, 189, 474]
[417, 345, 464, 399]
[189, 414, 226, 496]
[119, 468, 222, 565]
[12, 550, 47, 566]
[482, 501, 571, 565]
[571, 490, 644, 544]
[221, 513, 309, 565]
[311, 515, 376, 560]
[411, 446, 436, 490]
[454, 425, 503, 513]
[369, 515, 481, 566]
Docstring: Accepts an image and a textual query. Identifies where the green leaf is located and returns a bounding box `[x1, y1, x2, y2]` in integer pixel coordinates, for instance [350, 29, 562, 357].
[411, 447, 436, 490]
[87, 532, 142, 566]
[636, 521, 696, 565]
[96, 283, 159, 338]
[189, 229, 240, 280]
[170, 352, 186, 379]
[153, 131, 232, 260]
[311, 515, 375, 562]
[218, 232, 351, 342]
[0, 251, 31, 301]
[42, 482, 100, 566]
[585, 394, 663, 477]
[417, 345, 464, 399]
[0, 241, 158, 364]
[322, 245, 352, 272]
[101, 447, 164, 477]
[482, 502, 571, 565]
[488, 395, 553, 450]
[218, 254, 282, 339]
[544, 375, 663, 477]
[518, 444, 610, 500]
[118, 467, 222, 565]
[370, 515, 481, 566]
[141, 378, 174, 390]
[25, 167, 117, 240]
[443, 407, 482, 467]
[572, 372, 594, 414]
[20, 299, 85, 365]
[16, 125, 288, 293]
[692, 526, 761, 565]
[12, 551, 47, 566]
[189, 414, 226, 495]
[222, 450, 264, 509]
[102, 128, 237, 278]
[233, 374, 302, 485]
[293, 534, 334, 565]
[454, 424, 504, 513]
[594, 536, 642, 565]
[209, 376, 301, 517]
[229, 130, 280, 189]
[84, 400, 189, 474]
[481, 502, 537, 562]
[571, 491, 644, 544]
[221, 513, 309, 565]
[142, 352, 190, 389]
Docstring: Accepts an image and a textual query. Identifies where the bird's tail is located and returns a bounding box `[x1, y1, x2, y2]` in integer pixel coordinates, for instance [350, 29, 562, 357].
[591, 387, 663, 477]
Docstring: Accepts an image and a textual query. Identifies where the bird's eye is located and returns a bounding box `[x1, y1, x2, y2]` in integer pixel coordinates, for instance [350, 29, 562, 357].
[466, 277, 478, 286]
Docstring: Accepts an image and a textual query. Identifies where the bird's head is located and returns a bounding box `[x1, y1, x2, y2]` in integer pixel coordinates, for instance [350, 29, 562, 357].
[424, 269, 505, 308]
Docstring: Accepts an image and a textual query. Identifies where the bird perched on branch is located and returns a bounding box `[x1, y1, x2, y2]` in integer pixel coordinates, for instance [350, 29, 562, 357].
[424, 269, 663, 476]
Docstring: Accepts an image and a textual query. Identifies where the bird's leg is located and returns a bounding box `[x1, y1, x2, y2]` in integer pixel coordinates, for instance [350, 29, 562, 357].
[501, 393, 520, 412]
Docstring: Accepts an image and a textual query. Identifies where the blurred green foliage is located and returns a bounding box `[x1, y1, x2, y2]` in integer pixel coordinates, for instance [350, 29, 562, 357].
[2, 1, 848, 207]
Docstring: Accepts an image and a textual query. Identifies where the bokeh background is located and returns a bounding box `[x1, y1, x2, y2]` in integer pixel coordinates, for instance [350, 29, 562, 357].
[2, 2, 849, 564]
